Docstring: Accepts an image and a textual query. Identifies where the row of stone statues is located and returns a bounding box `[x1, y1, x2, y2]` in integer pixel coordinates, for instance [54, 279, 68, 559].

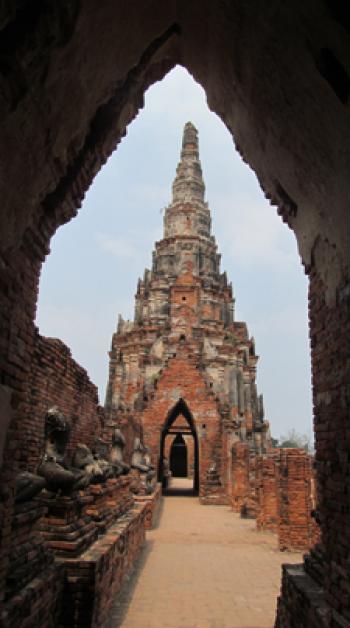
[16, 406, 155, 502]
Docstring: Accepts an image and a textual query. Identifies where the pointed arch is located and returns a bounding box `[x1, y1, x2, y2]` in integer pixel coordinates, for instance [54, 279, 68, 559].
[158, 397, 199, 495]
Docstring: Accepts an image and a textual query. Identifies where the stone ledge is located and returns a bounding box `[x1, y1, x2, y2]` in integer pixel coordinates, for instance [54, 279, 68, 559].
[134, 482, 162, 528]
[58, 502, 147, 628]
[274, 563, 350, 628]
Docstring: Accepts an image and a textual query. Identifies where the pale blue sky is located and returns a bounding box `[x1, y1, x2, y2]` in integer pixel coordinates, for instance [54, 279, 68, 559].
[36, 67, 313, 442]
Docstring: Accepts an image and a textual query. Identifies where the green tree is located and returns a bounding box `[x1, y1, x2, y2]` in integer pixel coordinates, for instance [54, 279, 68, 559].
[279, 428, 311, 451]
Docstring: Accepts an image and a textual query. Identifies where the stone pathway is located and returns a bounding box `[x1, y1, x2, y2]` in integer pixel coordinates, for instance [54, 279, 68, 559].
[105, 490, 302, 628]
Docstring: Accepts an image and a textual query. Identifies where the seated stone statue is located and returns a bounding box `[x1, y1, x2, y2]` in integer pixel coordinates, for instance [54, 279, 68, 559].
[38, 406, 89, 493]
[92, 437, 116, 479]
[131, 437, 150, 474]
[109, 428, 130, 475]
[15, 471, 47, 503]
[131, 438, 156, 494]
[72, 443, 105, 484]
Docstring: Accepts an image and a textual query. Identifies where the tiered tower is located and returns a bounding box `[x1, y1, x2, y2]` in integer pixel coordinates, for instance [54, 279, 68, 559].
[105, 122, 270, 502]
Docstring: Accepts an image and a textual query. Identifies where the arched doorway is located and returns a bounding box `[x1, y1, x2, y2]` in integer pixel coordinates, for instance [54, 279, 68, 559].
[170, 433, 188, 477]
[159, 398, 199, 495]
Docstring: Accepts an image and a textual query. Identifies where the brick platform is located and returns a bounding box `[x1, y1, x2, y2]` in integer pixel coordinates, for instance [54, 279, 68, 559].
[1, 498, 64, 628]
[59, 502, 147, 628]
[134, 482, 163, 529]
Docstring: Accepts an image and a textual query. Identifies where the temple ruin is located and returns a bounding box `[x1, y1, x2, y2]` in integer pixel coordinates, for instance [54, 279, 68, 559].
[105, 122, 271, 503]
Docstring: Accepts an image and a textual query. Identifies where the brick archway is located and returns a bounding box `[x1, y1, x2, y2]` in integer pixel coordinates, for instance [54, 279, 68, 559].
[158, 398, 199, 495]
[1, 3, 350, 623]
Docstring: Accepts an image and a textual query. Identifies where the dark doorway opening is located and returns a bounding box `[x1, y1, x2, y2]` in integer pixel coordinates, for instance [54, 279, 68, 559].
[170, 433, 188, 477]
[159, 398, 199, 496]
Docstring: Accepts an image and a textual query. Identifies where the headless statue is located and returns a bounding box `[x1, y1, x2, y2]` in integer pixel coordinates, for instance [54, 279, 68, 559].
[92, 437, 116, 479]
[72, 443, 105, 484]
[131, 437, 150, 474]
[38, 407, 89, 493]
[131, 437, 156, 494]
[109, 428, 130, 475]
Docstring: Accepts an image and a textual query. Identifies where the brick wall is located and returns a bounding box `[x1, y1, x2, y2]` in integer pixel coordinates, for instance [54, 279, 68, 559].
[277, 448, 316, 551]
[231, 446, 319, 551]
[23, 331, 104, 471]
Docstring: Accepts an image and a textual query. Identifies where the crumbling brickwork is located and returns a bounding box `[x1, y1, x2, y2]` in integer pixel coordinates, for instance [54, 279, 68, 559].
[277, 448, 316, 551]
[24, 331, 104, 471]
[231, 445, 319, 551]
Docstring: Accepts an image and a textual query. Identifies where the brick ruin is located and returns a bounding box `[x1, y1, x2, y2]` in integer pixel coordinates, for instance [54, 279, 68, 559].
[1, 2, 350, 626]
[105, 122, 271, 503]
[231, 443, 320, 552]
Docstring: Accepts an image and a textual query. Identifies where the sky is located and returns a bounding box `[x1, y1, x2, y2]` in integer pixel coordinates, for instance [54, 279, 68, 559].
[36, 66, 313, 443]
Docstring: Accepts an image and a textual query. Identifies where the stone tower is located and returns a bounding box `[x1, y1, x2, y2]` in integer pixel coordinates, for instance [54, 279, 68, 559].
[105, 122, 271, 502]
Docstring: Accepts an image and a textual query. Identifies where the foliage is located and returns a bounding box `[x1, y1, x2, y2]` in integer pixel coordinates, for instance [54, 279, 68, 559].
[278, 428, 312, 452]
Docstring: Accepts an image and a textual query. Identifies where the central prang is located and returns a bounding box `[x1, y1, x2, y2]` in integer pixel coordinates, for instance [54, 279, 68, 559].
[104, 122, 271, 502]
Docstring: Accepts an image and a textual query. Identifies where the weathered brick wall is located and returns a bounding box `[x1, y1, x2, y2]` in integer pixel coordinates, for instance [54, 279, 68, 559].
[278, 448, 316, 551]
[141, 349, 227, 500]
[231, 446, 319, 551]
[23, 331, 104, 471]
[255, 453, 280, 532]
[302, 269, 350, 619]
[231, 442, 250, 512]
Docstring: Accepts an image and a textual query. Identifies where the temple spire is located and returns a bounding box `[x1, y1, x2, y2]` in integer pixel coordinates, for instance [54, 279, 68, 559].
[172, 122, 205, 205]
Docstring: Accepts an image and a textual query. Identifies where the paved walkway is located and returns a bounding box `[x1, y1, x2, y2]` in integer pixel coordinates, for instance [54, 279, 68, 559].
[105, 488, 302, 628]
